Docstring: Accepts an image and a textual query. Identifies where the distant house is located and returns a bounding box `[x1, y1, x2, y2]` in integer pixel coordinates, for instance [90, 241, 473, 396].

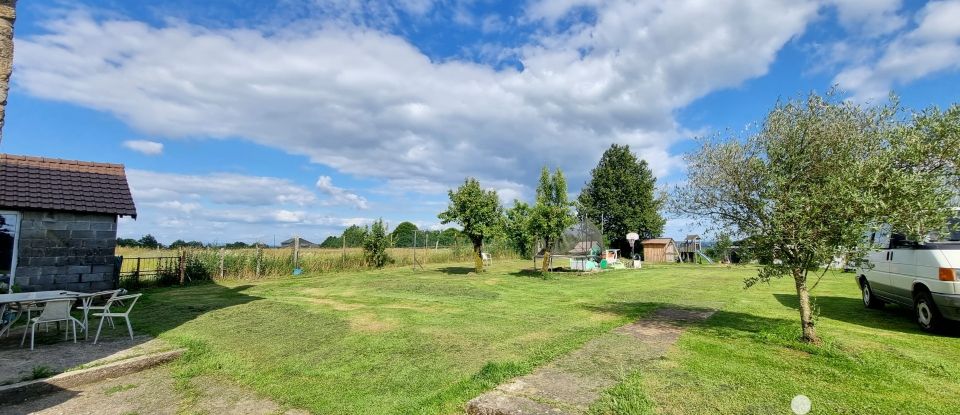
[641, 238, 678, 263]
[0, 154, 137, 292]
[280, 237, 318, 248]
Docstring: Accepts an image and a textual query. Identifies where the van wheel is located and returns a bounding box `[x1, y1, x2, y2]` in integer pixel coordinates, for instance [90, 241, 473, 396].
[861, 279, 884, 309]
[914, 291, 944, 333]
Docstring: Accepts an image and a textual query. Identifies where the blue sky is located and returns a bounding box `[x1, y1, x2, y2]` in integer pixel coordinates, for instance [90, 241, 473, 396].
[2, 0, 960, 245]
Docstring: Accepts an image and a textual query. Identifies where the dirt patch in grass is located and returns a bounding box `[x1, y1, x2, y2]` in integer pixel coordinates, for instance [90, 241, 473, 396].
[308, 297, 366, 311]
[349, 313, 398, 333]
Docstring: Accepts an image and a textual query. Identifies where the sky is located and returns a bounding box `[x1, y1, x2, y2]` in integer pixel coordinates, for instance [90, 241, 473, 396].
[2, 0, 960, 245]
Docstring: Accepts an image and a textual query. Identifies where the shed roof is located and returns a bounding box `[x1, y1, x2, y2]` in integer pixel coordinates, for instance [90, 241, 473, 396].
[642, 238, 675, 245]
[0, 154, 137, 217]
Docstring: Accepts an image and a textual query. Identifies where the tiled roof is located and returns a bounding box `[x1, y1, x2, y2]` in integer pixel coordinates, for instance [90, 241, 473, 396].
[0, 154, 137, 217]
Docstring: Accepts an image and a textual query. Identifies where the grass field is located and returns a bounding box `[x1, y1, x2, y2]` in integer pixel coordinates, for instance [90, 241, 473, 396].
[133, 260, 960, 414]
[116, 246, 516, 280]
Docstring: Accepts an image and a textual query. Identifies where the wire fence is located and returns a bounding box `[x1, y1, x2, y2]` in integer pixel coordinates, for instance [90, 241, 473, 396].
[116, 236, 520, 288]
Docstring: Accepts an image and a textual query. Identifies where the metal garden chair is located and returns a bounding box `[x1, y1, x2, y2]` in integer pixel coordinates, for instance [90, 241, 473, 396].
[92, 293, 142, 344]
[20, 299, 82, 350]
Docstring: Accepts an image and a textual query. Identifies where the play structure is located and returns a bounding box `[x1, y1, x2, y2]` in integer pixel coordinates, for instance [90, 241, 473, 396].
[679, 234, 713, 264]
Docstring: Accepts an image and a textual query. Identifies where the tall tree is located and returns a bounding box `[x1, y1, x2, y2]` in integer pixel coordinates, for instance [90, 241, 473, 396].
[341, 225, 368, 248]
[390, 221, 419, 248]
[504, 200, 534, 257]
[579, 144, 665, 246]
[438, 178, 502, 273]
[138, 234, 161, 249]
[0, 0, 14, 143]
[529, 167, 576, 272]
[674, 92, 959, 343]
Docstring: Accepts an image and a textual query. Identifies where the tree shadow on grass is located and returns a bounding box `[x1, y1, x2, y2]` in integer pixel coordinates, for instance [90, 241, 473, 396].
[583, 301, 794, 332]
[437, 266, 474, 276]
[773, 293, 958, 336]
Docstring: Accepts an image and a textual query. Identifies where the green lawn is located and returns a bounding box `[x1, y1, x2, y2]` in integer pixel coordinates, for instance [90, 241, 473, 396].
[134, 260, 960, 414]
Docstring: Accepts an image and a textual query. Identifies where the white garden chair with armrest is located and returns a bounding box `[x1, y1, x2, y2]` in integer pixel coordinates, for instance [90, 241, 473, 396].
[20, 299, 81, 350]
[77, 289, 123, 339]
[92, 293, 142, 344]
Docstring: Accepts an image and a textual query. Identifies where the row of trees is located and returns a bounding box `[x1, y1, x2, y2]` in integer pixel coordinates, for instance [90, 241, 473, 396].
[440, 144, 666, 274]
[318, 224, 464, 249]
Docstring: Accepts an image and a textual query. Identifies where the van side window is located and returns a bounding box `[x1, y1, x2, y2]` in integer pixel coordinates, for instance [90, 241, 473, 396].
[890, 233, 915, 249]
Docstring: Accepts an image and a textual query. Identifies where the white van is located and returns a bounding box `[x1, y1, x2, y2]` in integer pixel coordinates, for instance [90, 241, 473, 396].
[858, 212, 960, 332]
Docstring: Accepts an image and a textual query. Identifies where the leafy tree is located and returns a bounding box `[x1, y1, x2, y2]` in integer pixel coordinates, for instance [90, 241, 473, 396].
[529, 167, 576, 272]
[341, 225, 368, 248]
[712, 232, 733, 263]
[116, 238, 140, 248]
[674, 92, 959, 343]
[363, 219, 391, 268]
[225, 241, 249, 249]
[504, 200, 534, 257]
[319, 235, 342, 248]
[168, 239, 203, 249]
[436, 228, 461, 246]
[579, 144, 665, 245]
[391, 221, 419, 248]
[438, 178, 503, 273]
[138, 234, 161, 249]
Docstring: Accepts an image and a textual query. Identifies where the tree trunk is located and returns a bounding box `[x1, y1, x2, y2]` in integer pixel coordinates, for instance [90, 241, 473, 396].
[0, 0, 16, 143]
[473, 240, 483, 273]
[793, 269, 819, 343]
[540, 237, 551, 272]
[541, 249, 551, 272]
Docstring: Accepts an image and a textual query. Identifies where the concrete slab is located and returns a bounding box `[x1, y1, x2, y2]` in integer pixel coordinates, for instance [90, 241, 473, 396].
[466, 308, 715, 415]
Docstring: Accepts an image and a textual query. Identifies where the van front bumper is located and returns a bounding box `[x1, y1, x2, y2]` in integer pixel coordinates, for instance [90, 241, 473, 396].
[932, 293, 960, 321]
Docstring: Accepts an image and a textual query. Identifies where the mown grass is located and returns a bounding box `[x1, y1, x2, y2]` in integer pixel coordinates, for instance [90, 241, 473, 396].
[133, 261, 960, 414]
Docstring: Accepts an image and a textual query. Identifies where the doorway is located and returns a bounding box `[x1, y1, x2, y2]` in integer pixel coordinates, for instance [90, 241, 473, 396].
[0, 211, 20, 293]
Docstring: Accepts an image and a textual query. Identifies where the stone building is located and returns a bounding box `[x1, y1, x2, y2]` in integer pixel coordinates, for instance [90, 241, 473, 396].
[0, 154, 137, 292]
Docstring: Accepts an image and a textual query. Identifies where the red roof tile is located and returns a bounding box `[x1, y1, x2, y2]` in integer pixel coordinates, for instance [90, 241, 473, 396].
[0, 154, 137, 217]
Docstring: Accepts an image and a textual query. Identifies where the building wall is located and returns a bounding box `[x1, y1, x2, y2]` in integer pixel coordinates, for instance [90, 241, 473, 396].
[14, 211, 118, 292]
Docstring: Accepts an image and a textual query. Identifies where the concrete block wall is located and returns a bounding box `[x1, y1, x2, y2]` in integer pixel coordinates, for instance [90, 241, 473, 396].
[14, 211, 118, 292]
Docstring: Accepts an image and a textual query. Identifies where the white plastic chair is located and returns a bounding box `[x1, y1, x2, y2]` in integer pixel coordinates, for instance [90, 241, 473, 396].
[20, 299, 81, 350]
[92, 294, 142, 344]
[77, 289, 122, 339]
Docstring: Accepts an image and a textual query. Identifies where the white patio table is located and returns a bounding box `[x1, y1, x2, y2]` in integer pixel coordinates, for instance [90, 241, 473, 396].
[0, 291, 90, 337]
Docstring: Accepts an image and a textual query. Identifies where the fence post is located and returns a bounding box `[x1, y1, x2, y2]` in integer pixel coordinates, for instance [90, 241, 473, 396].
[219, 248, 225, 279]
[256, 244, 262, 278]
[178, 249, 186, 285]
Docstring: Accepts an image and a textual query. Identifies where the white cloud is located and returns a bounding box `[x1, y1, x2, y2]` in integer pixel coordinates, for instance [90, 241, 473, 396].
[119, 169, 375, 243]
[315, 175, 369, 209]
[122, 139, 164, 155]
[827, 0, 905, 37]
[833, 0, 960, 102]
[127, 169, 318, 206]
[16, 1, 819, 196]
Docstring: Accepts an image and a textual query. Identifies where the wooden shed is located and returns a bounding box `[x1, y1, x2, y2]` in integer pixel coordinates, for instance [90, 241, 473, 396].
[641, 238, 677, 263]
